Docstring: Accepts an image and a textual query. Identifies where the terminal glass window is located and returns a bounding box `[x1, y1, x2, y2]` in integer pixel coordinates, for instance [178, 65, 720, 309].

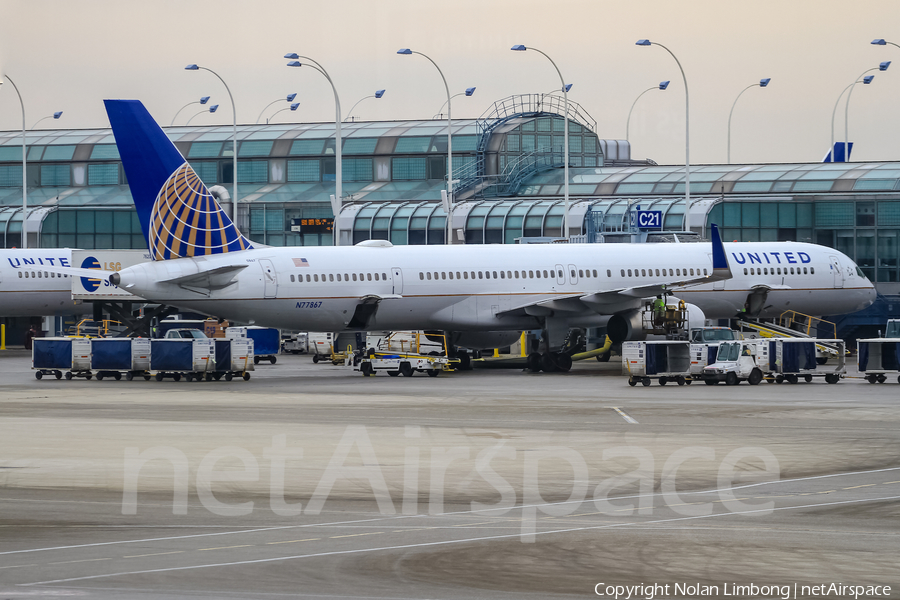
[42, 145, 76, 161]
[288, 159, 320, 182]
[188, 142, 222, 158]
[238, 160, 268, 184]
[41, 164, 70, 187]
[392, 157, 427, 180]
[290, 139, 325, 155]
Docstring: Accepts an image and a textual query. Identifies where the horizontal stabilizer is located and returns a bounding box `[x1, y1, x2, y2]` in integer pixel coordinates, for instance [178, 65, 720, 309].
[164, 264, 249, 290]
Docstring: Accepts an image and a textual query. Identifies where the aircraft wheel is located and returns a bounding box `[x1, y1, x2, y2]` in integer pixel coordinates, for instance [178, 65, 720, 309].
[399, 362, 414, 377]
[35, 371, 42, 380]
[427, 369, 440, 377]
[641, 377, 651, 387]
[65, 372, 73, 380]
[725, 372, 738, 386]
[527, 353, 542, 373]
[659, 377, 668, 386]
[747, 368, 762, 386]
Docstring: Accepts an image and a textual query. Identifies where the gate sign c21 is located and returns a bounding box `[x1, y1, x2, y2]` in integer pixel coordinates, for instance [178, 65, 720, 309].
[633, 210, 662, 229]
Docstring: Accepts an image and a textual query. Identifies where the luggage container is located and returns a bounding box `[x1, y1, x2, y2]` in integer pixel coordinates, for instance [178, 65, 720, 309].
[32, 338, 92, 380]
[90, 338, 152, 381]
[226, 327, 279, 364]
[857, 338, 900, 384]
[767, 338, 845, 384]
[150, 338, 214, 381]
[211, 338, 254, 381]
[622, 340, 692, 386]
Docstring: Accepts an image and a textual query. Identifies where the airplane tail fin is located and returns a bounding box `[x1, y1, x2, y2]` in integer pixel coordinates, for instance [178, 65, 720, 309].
[709, 223, 732, 280]
[104, 99, 253, 261]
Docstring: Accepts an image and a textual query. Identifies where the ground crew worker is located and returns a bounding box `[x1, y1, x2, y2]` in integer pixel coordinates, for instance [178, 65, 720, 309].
[653, 295, 666, 326]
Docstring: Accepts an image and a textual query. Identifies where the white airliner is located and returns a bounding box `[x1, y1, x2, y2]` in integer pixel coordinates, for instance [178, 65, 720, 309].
[47, 100, 876, 371]
[0, 249, 89, 317]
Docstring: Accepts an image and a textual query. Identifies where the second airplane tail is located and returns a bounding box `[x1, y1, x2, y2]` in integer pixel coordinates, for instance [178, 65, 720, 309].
[104, 99, 253, 261]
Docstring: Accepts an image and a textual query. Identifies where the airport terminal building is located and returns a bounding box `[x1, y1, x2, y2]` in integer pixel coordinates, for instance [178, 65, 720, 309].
[2, 92, 899, 321]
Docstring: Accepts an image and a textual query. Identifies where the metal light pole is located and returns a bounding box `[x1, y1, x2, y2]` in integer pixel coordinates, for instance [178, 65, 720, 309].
[256, 93, 297, 124]
[31, 111, 63, 130]
[845, 62, 890, 163]
[434, 87, 475, 120]
[285, 54, 342, 246]
[185, 65, 237, 221]
[171, 96, 210, 126]
[3, 76, 28, 248]
[830, 76, 872, 162]
[185, 104, 219, 126]
[398, 49, 453, 244]
[636, 40, 691, 230]
[627, 81, 669, 145]
[727, 78, 770, 164]
[268, 102, 300, 123]
[344, 89, 385, 122]
[511, 45, 570, 237]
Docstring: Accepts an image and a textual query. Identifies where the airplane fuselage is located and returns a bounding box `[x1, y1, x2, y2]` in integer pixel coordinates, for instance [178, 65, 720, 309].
[0, 250, 89, 317]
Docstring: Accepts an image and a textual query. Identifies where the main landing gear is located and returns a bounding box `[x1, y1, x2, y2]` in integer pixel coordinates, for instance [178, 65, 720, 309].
[527, 351, 573, 373]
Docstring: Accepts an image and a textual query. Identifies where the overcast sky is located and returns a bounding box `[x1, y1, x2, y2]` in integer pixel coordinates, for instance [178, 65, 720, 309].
[1, 0, 899, 166]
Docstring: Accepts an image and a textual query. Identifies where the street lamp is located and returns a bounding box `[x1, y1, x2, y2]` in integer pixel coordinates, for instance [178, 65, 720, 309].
[434, 87, 475, 119]
[185, 64, 237, 221]
[256, 93, 298, 124]
[626, 80, 668, 145]
[398, 48, 454, 244]
[285, 53, 343, 246]
[185, 104, 220, 126]
[31, 111, 63, 130]
[511, 44, 572, 238]
[727, 78, 770, 164]
[345, 89, 385, 122]
[829, 63, 888, 162]
[268, 102, 300, 123]
[171, 96, 210, 126]
[845, 62, 889, 162]
[872, 39, 900, 50]
[2, 75, 28, 247]
[636, 39, 692, 230]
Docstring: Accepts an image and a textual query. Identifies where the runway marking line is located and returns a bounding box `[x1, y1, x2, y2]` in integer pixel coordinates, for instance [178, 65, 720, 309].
[0, 563, 37, 570]
[123, 551, 184, 559]
[197, 545, 255, 552]
[608, 407, 639, 424]
[843, 484, 876, 490]
[329, 532, 383, 539]
[266, 538, 320, 545]
[47, 557, 111, 566]
[22, 494, 900, 588]
[6, 465, 900, 559]
[883, 481, 900, 485]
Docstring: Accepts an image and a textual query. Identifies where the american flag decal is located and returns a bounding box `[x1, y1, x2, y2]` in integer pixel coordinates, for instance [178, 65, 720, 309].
[293, 258, 310, 267]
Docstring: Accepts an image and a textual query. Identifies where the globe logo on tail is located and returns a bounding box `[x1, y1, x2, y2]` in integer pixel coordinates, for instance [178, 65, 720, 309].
[149, 163, 252, 260]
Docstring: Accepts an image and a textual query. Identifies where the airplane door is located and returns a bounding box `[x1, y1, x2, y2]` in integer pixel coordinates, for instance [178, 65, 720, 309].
[555, 264, 565, 286]
[829, 255, 843, 288]
[567, 264, 578, 286]
[391, 267, 403, 295]
[260, 259, 277, 298]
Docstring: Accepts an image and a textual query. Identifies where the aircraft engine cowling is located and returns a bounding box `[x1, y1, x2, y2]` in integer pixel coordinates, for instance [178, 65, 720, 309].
[684, 302, 707, 332]
[606, 309, 645, 344]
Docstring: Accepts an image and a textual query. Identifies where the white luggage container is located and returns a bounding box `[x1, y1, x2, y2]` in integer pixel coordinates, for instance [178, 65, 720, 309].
[622, 340, 692, 387]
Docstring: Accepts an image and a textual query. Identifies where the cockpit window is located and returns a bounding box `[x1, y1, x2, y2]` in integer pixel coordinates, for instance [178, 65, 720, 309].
[855, 266, 866, 279]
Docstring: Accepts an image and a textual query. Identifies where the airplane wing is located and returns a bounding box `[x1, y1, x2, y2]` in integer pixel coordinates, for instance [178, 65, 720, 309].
[497, 224, 732, 319]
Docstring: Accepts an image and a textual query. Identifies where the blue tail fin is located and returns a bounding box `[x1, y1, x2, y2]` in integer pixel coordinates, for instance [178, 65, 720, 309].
[709, 223, 732, 280]
[104, 99, 253, 260]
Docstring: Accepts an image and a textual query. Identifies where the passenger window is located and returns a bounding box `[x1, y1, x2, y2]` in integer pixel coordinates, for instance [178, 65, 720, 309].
[641, 269, 646, 277]
[383, 273, 387, 280]
[441, 272, 446, 280]
[529, 270, 534, 278]
[493, 271, 498, 278]
[811, 267, 815, 274]
[514, 271, 519, 278]
[419, 272, 424, 280]
[803, 267, 808, 274]
[373, 273, 378, 281]
[536, 270, 541, 279]
[18, 272, 22, 278]
[329, 274, 334, 282]
[627, 269, 632, 277]
[500, 271, 505, 279]
[345, 273, 349, 281]
[427, 272, 432, 280]
[291, 274, 295, 282]
[777, 268, 781, 275]
[544, 270, 549, 278]
[463, 271, 468, 279]
[478, 271, 483, 279]
[470, 271, 475, 279]
[703, 269, 707, 276]
[336, 274, 341, 281]
[314, 274, 319, 282]
[367, 273, 372, 281]
[507, 271, 512, 279]
[743, 268, 748, 275]
[690, 268, 694, 276]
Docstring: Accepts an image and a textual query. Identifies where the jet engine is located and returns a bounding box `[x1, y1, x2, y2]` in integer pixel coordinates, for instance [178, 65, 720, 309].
[606, 299, 706, 343]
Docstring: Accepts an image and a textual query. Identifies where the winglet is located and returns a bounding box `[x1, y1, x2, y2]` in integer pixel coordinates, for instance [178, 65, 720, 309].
[710, 223, 732, 280]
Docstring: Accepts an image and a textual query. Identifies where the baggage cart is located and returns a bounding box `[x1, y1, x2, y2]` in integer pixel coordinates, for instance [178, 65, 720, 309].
[91, 338, 152, 381]
[857, 338, 900, 384]
[32, 338, 92, 380]
[211, 338, 254, 381]
[622, 340, 692, 386]
[150, 338, 214, 381]
[767, 338, 845, 384]
[226, 327, 279, 364]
